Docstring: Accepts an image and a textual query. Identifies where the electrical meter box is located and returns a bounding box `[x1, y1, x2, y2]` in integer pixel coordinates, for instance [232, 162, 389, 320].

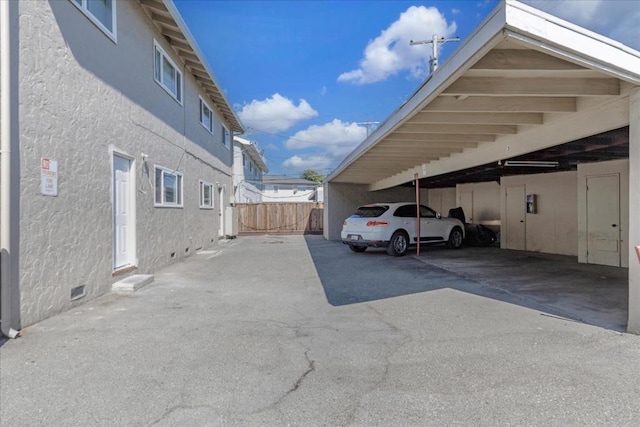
[526, 194, 537, 214]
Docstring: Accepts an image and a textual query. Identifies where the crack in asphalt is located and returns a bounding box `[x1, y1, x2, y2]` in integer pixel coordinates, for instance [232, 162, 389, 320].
[250, 349, 316, 418]
[274, 350, 316, 406]
[148, 404, 214, 425]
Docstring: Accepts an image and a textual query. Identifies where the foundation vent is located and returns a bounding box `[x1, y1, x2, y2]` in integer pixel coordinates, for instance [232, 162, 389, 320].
[70, 285, 86, 301]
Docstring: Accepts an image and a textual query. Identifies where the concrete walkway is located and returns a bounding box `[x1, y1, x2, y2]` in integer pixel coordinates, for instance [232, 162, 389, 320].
[1, 235, 639, 426]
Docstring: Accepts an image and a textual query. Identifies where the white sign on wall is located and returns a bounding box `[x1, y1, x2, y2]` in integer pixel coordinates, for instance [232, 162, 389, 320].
[41, 157, 58, 196]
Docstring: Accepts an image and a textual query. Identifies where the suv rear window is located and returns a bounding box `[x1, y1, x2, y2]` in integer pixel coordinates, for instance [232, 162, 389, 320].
[353, 206, 388, 218]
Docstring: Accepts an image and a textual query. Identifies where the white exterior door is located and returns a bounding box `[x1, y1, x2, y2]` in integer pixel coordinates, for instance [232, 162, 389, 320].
[113, 154, 134, 269]
[587, 174, 620, 266]
[505, 186, 526, 250]
[218, 186, 225, 237]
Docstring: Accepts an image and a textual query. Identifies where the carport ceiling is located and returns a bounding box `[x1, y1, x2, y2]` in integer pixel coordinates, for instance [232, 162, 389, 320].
[328, 1, 640, 192]
[408, 126, 629, 188]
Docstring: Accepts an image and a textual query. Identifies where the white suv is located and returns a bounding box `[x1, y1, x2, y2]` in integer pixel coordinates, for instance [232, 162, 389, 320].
[341, 202, 465, 256]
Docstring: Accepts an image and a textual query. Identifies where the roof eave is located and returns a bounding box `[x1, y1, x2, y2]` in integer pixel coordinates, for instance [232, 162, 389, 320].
[146, 0, 244, 133]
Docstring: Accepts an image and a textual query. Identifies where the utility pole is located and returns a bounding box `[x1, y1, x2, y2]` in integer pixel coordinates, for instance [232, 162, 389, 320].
[410, 35, 460, 74]
[357, 121, 380, 137]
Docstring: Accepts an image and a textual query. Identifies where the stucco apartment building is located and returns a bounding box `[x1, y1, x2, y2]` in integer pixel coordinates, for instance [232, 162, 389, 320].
[232, 136, 268, 203]
[0, 1, 243, 335]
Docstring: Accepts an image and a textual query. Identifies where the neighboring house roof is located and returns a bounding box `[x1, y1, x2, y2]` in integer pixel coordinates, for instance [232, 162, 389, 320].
[263, 175, 319, 186]
[326, 0, 640, 191]
[234, 136, 269, 173]
[138, 0, 244, 133]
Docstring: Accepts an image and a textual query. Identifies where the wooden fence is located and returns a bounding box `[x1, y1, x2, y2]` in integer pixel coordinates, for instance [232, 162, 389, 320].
[236, 202, 323, 235]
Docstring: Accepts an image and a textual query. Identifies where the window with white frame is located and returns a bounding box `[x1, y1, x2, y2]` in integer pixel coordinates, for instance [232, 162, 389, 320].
[154, 41, 183, 104]
[155, 166, 183, 207]
[71, 0, 117, 40]
[199, 98, 213, 133]
[222, 125, 230, 148]
[199, 180, 214, 209]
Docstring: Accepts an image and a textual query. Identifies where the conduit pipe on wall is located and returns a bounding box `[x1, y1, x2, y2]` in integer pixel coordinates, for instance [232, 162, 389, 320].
[1, 0, 20, 339]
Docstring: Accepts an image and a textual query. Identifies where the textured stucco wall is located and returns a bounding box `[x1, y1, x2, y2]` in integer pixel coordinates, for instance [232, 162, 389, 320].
[17, 1, 234, 327]
[501, 171, 578, 256]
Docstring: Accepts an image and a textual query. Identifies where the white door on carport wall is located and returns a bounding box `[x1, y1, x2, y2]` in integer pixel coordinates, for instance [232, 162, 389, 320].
[586, 174, 620, 267]
[505, 186, 526, 250]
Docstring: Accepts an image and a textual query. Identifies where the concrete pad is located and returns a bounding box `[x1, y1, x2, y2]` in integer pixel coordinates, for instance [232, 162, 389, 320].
[1, 235, 639, 426]
[111, 274, 154, 292]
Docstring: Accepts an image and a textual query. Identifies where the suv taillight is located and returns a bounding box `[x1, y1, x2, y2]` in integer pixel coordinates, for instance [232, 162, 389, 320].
[366, 220, 389, 227]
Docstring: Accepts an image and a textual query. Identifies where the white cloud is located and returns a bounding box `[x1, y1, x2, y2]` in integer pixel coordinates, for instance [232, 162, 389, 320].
[282, 155, 333, 173]
[285, 119, 367, 158]
[237, 93, 318, 133]
[523, 0, 639, 50]
[282, 120, 368, 173]
[338, 6, 457, 85]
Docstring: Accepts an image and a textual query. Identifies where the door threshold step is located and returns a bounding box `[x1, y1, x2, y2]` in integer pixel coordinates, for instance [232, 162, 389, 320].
[112, 274, 154, 292]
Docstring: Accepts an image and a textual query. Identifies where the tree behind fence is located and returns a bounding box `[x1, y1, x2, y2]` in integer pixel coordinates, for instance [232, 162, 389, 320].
[236, 202, 323, 235]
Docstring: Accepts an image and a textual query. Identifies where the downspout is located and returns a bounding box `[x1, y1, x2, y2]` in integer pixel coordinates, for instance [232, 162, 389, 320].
[1, 0, 20, 338]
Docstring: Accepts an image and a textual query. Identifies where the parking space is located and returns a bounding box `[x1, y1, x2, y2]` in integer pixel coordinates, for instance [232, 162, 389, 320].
[307, 237, 627, 332]
[2, 235, 639, 426]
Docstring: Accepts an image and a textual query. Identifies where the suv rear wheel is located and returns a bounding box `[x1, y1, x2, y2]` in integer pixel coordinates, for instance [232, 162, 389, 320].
[387, 231, 409, 256]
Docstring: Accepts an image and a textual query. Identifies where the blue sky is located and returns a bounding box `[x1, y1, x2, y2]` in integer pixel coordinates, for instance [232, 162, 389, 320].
[173, 0, 640, 177]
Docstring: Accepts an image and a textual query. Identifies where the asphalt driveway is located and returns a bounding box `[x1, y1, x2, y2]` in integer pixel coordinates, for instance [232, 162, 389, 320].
[1, 235, 639, 426]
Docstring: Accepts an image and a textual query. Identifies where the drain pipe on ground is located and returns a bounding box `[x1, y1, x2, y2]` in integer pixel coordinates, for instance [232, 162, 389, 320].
[1, 1, 20, 339]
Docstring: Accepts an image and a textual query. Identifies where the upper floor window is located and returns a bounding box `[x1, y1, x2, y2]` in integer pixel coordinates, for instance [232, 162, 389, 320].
[242, 153, 246, 167]
[222, 125, 230, 148]
[71, 0, 117, 41]
[154, 41, 183, 104]
[199, 98, 213, 133]
[154, 166, 183, 208]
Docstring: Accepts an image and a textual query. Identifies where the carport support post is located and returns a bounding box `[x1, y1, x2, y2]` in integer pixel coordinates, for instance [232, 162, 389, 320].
[415, 173, 420, 256]
[628, 87, 640, 334]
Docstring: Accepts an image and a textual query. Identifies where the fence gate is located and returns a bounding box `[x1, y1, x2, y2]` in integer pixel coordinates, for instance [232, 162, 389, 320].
[236, 202, 323, 235]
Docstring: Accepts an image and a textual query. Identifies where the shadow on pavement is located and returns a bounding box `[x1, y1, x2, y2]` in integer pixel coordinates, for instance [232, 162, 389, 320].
[304, 235, 628, 332]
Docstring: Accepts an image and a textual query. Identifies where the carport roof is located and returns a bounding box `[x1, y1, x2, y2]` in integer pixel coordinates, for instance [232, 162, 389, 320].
[327, 0, 640, 191]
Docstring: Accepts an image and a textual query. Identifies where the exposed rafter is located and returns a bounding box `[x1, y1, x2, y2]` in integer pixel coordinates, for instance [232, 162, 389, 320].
[137, 0, 243, 133]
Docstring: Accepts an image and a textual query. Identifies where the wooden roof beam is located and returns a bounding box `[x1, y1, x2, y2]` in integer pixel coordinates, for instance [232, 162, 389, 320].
[409, 112, 543, 125]
[139, 0, 167, 13]
[397, 123, 518, 135]
[423, 96, 576, 112]
[444, 77, 620, 96]
[162, 28, 188, 43]
[377, 141, 478, 149]
[385, 133, 495, 142]
[472, 50, 586, 70]
[151, 13, 179, 29]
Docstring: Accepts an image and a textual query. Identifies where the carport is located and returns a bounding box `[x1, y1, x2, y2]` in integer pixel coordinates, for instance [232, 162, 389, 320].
[323, 1, 640, 332]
